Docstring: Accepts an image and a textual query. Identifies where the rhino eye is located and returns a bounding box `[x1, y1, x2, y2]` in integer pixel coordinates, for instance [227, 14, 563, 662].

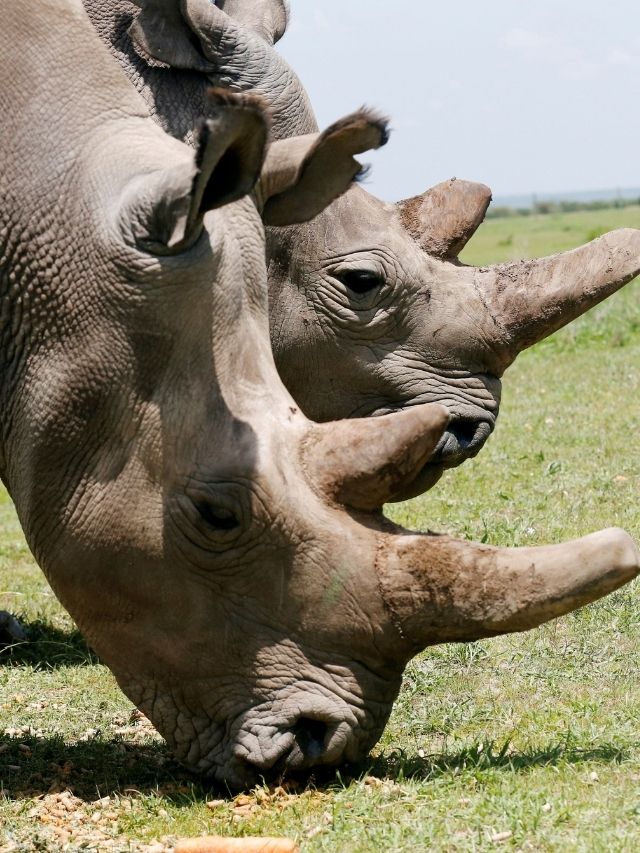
[336, 269, 385, 295]
[176, 485, 248, 552]
[194, 501, 239, 531]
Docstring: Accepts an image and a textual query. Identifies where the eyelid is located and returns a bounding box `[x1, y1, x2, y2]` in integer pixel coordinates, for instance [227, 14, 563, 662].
[329, 261, 386, 280]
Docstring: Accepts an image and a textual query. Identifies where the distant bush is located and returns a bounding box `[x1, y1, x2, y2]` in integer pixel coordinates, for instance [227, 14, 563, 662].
[486, 206, 531, 219]
[486, 196, 640, 219]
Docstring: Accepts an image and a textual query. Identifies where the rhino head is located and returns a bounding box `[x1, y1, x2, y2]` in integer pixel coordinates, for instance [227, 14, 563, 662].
[267, 182, 640, 497]
[86, 0, 640, 491]
[3, 0, 639, 790]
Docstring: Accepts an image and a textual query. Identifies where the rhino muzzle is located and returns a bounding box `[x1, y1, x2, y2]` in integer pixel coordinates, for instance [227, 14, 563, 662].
[433, 415, 494, 465]
[233, 695, 371, 778]
[389, 416, 495, 500]
[144, 667, 398, 788]
[356, 400, 496, 500]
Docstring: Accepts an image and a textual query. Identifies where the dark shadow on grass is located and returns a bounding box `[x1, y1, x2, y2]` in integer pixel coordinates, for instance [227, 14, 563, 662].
[0, 733, 630, 802]
[288, 735, 630, 791]
[0, 619, 98, 668]
[0, 734, 206, 803]
[355, 735, 628, 784]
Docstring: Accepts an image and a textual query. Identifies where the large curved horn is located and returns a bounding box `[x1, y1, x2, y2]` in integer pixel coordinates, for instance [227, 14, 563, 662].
[474, 229, 640, 362]
[303, 404, 449, 510]
[397, 177, 639, 367]
[379, 527, 639, 652]
[397, 178, 492, 259]
[216, 0, 289, 45]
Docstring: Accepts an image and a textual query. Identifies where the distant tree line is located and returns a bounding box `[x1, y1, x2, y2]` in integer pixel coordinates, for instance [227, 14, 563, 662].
[486, 196, 640, 219]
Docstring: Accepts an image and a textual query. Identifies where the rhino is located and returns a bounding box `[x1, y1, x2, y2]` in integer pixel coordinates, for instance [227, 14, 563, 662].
[84, 0, 640, 496]
[2, 0, 640, 791]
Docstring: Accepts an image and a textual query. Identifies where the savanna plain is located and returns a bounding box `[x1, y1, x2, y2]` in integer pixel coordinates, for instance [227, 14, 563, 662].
[1, 206, 640, 851]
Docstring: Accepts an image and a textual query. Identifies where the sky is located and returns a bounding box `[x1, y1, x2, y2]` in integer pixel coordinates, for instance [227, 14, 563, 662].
[278, 0, 640, 202]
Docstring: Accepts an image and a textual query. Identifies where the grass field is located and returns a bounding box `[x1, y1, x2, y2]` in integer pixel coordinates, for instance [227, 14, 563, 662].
[2, 207, 640, 851]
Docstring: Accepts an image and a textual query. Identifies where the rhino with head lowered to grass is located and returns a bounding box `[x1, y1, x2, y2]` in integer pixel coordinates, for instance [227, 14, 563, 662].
[83, 0, 640, 497]
[2, 0, 640, 790]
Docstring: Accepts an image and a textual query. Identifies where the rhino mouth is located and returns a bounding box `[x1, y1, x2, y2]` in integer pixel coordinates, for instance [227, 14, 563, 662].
[230, 696, 373, 781]
[366, 399, 496, 464]
[436, 417, 494, 466]
[164, 668, 399, 789]
[387, 416, 494, 502]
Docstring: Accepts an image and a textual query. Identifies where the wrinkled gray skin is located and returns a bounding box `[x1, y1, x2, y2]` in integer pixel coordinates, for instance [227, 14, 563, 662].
[84, 0, 640, 497]
[3, 0, 640, 791]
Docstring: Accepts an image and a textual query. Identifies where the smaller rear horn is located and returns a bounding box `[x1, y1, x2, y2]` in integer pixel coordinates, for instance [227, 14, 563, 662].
[303, 403, 449, 510]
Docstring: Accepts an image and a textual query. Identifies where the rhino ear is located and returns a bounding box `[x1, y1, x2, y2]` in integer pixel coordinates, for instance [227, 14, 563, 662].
[216, 0, 289, 44]
[129, 0, 283, 69]
[258, 110, 389, 227]
[128, 0, 211, 69]
[129, 91, 268, 253]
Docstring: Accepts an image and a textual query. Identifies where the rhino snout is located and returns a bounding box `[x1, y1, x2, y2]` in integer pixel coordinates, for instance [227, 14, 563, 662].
[215, 686, 392, 787]
[263, 715, 353, 772]
[236, 703, 366, 778]
[392, 414, 496, 500]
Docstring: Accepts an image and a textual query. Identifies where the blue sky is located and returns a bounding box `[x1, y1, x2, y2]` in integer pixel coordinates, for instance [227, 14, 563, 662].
[279, 0, 640, 201]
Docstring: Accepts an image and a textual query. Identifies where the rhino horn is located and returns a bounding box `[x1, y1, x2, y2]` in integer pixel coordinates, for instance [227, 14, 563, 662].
[397, 178, 492, 259]
[304, 404, 450, 510]
[477, 228, 640, 363]
[380, 528, 640, 649]
[216, 0, 289, 45]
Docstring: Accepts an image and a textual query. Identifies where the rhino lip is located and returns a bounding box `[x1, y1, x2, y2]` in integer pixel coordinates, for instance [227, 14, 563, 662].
[404, 414, 495, 475]
[353, 405, 494, 502]
[434, 418, 494, 467]
[388, 418, 494, 502]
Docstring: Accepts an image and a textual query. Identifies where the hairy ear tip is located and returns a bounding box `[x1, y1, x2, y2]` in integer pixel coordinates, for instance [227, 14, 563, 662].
[356, 106, 391, 148]
[321, 109, 391, 152]
[199, 88, 270, 147]
[358, 107, 391, 147]
[354, 163, 372, 184]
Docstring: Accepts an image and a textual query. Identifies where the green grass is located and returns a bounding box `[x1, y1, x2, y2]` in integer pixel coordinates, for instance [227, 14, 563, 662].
[461, 204, 640, 266]
[2, 208, 640, 851]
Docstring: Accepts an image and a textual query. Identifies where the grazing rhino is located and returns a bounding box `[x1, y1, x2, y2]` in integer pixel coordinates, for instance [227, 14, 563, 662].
[85, 0, 640, 496]
[3, 0, 640, 790]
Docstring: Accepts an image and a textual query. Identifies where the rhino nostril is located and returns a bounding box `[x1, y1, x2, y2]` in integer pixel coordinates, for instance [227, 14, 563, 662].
[450, 418, 483, 449]
[437, 417, 493, 463]
[289, 717, 328, 760]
